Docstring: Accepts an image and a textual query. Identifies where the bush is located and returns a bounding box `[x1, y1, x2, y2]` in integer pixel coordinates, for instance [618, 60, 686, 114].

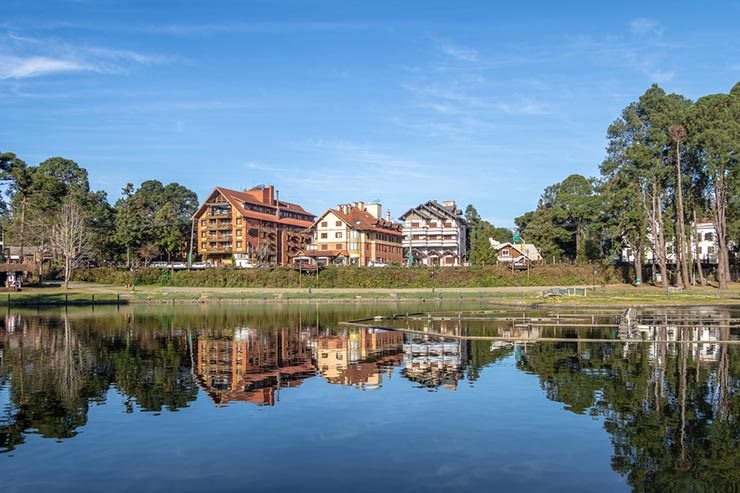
[73, 264, 627, 288]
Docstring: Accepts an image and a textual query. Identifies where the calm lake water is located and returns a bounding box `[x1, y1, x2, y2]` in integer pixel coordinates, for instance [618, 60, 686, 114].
[1, 302, 738, 492]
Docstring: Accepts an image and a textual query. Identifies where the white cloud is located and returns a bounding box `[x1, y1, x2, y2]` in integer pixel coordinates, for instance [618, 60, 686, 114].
[630, 18, 660, 35]
[0, 55, 95, 79]
[0, 31, 170, 79]
[438, 40, 479, 63]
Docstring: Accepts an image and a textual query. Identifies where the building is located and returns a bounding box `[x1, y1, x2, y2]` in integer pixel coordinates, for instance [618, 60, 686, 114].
[196, 328, 315, 406]
[305, 202, 403, 266]
[490, 239, 542, 267]
[621, 220, 723, 265]
[193, 185, 315, 266]
[398, 200, 467, 266]
[314, 327, 404, 389]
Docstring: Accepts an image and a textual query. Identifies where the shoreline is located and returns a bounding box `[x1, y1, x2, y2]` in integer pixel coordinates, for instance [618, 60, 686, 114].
[1, 282, 738, 308]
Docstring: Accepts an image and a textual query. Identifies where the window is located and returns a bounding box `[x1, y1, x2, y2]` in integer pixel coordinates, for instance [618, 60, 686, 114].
[236, 230, 242, 236]
[704, 232, 714, 241]
[201, 231, 206, 238]
[336, 221, 342, 226]
[335, 243, 342, 249]
[236, 241, 242, 248]
[625, 249, 632, 258]
[501, 249, 510, 257]
[321, 221, 328, 227]
[335, 232, 342, 238]
[320, 232, 328, 239]
[201, 220, 206, 226]
[707, 246, 715, 254]
[411, 222, 419, 228]
[321, 244, 328, 250]
[696, 246, 703, 255]
[201, 243, 206, 249]
[236, 218, 242, 225]
[445, 221, 452, 227]
[349, 242, 358, 250]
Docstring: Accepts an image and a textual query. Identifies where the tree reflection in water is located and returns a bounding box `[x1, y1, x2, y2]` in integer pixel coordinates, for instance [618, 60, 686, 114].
[516, 323, 738, 491]
[0, 305, 737, 492]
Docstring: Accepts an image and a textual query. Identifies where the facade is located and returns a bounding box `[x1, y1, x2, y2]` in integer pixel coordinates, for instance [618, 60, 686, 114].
[193, 185, 315, 266]
[621, 220, 722, 265]
[314, 328, 404, 389]
[196, 328, 315, 406]
[305, 202, 403, 266]
[399, 200, 467, 266]
[490, 239, 542, 266]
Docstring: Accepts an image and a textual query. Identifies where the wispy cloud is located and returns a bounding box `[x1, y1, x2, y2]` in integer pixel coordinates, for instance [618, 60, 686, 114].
[0, 56, 94, 79]
[630, 17, 661, 36]
[437, 39, 479, 63]
[0, 31, 171, 79]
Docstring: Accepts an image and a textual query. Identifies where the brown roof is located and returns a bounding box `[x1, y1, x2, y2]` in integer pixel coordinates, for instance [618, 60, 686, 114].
[194, 187, 314, 228]
[315, 207, 402, 236]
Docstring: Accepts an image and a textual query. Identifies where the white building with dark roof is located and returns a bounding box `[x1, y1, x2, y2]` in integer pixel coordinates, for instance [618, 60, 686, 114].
[399, 200, 467, 266]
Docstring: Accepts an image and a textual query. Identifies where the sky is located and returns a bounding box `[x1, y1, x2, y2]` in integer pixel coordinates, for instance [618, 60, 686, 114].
[1, 0, 738, 227]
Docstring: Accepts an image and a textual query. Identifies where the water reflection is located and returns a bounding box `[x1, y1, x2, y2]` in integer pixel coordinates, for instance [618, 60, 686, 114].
[0, 305, 738, 492]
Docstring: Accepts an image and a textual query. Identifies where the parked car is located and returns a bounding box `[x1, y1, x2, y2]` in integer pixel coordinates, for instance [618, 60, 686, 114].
[368, 261, 388, 268]
[235, 258, 257, 268]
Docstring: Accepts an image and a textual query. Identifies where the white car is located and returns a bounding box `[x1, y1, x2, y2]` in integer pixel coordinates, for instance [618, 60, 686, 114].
[368, 261, 388, 268]
[235, 259, 257, 268]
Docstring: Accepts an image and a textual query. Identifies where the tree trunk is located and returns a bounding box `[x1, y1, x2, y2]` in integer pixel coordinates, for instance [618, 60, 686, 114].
[19, 196, 26, 261]
[674, 142, 690, 288]
[653, 179, 669, 288]
[714, 174, 730, 289]
[634, 236, 643, 284]
[693, 209, 706, 286]
[64, 255, 70, 289]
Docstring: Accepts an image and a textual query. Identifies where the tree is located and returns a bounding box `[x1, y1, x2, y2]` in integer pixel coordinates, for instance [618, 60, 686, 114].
[51, 202, 93, 289]
[154, 203, 183, 265]
[0, 152, 33, 259]
[690, 87, 739, 289]
[138, 243, 161, 267]
[113, 180, 198, 266]
[515, 174, 600, 262]
[669, 124, 690, 288]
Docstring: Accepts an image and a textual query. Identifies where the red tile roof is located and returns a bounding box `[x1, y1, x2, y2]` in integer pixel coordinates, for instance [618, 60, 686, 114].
[316, 207, 402, 236]
[196, 186, 314, 228]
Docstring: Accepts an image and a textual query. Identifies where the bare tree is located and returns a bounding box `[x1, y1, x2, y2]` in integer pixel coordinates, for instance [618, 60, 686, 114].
[138, 242, 161, 267]
[51, 202, 93, 289]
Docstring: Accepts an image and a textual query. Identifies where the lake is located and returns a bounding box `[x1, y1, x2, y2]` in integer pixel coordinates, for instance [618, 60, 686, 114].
[1, 302, 738, 492]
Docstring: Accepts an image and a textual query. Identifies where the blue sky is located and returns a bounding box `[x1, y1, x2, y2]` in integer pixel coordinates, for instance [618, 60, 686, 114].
[1, 1, 738, 226]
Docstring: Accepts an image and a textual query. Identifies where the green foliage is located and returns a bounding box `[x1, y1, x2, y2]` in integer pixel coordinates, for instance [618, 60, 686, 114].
[74, 264, 626, 288]
[113, 180, 198, 266]
[515, 174, 602, 262]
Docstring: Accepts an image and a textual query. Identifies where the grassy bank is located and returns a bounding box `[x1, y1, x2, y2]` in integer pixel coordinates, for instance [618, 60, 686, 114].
[74, 264, 629, 289]
[3, 282, 738, 307]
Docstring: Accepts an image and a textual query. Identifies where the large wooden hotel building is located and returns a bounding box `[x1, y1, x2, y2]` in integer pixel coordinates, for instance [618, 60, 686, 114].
[193, 185, 315, 266]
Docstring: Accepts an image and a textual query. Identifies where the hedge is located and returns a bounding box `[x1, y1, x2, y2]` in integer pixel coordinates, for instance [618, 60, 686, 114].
[73, 264, 629, 289]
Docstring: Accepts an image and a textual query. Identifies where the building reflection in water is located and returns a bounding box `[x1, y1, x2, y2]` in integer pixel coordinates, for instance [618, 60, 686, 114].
[195, 326, 406, 404]
[312, 327, 404, 389]
[197, 328, 316, 405]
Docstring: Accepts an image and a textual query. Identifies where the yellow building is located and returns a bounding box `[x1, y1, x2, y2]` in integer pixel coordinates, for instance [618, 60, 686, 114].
[305, 202, 403, 266]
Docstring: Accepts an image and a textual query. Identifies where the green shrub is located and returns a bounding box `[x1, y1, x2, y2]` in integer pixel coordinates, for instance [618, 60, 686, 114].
[73, 264, 627, 288]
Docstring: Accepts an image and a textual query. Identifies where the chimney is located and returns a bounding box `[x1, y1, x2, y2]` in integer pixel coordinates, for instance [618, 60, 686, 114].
[365, 203, 381, 219]
[442, 200, 456, 209]
[275, 189, 280, 217]
[385, 210, 391, 222]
